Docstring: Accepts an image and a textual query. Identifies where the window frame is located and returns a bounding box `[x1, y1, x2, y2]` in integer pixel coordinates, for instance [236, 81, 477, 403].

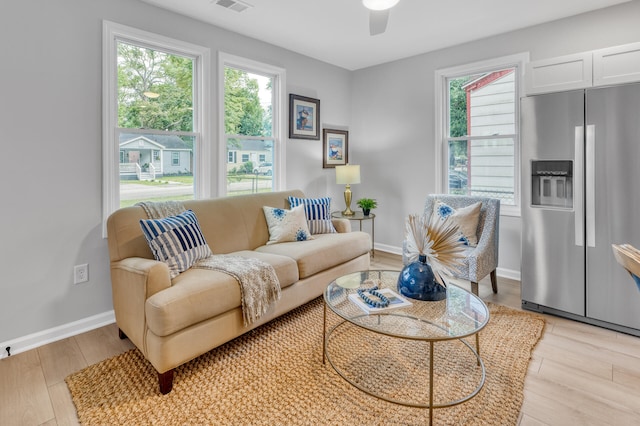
[434, 53, 529, 217]
[102, 21, 211, 235]
[217, 52, 286, 196]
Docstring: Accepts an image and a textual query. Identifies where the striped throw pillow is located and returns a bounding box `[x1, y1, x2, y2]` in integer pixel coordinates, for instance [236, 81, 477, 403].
[139, 210, 212, 278]
[288, 196, 337, 234]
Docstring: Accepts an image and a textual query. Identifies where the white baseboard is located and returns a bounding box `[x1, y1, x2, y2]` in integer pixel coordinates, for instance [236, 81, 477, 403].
[0, 310, 115, 359]
[374, 243, 521, 282]
[496, 267, 521, 281]
[374, 242, 402, 256]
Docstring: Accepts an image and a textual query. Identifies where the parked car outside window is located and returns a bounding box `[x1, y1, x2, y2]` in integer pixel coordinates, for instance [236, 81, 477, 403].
[253, 162, 272, 176]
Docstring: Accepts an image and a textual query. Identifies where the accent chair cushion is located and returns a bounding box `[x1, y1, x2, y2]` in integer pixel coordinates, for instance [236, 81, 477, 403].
[433, 201, 482, 246]
[263, 205, 314, 244]
[139, 210, 213, 278]
[287, 196, 337, 234]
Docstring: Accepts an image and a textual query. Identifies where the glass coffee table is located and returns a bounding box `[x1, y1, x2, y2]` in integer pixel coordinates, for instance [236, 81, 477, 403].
[323, 270, 489, 425]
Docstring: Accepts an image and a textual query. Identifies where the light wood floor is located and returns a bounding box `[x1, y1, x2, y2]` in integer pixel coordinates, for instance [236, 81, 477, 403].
[2, 252, 639, 425]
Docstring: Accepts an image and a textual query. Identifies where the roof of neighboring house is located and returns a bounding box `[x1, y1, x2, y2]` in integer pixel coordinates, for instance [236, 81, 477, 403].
[462, 69, 514, 92]
[227, 139, 273, 151]
[119, 133, 190, 150]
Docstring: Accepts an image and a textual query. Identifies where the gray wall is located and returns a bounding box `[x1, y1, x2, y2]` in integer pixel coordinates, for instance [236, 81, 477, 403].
[349, 0, 640, 278]
[0, 0, 351, 346]
[1, 0, 639, 348]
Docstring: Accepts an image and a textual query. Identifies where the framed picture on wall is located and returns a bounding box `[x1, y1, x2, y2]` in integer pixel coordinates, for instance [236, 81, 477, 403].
[323, 129, 348, 168]
[289, 94, 320, 140]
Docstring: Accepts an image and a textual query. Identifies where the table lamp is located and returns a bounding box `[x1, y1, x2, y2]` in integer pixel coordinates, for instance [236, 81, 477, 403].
[335, 164, 361, 216]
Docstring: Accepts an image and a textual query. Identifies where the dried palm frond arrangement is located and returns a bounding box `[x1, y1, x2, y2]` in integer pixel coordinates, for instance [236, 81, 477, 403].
[405, 213, 466, 286]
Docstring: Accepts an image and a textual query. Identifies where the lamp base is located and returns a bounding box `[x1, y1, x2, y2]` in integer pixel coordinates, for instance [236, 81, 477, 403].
[342, 184, 355, 216]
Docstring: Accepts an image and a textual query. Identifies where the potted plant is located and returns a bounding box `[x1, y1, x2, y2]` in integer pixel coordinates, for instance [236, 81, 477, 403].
[356, 198, 378, 216]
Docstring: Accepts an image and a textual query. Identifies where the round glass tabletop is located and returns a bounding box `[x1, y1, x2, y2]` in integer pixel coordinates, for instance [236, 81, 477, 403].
[324, 270, 489, 341]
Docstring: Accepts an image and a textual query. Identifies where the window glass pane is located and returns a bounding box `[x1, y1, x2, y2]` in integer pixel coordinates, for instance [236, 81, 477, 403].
[447, 138, 515, 205]
[224, 66, 275, 195]
[446, 66, 517, 206]
[119, 132, 195, 207]
[117, 42, 194, 132]
[224, 68, 272, 138]
[226, 138, 273, 195]
[449, 69, 515, 138]
[116, 41, 195, 208]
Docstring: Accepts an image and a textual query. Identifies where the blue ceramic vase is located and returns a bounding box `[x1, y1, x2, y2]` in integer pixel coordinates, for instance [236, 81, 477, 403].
[397, 254, 446, 301]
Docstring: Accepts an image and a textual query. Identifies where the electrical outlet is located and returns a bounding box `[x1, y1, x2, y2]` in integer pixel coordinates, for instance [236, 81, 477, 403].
[74, 264, 89, 284]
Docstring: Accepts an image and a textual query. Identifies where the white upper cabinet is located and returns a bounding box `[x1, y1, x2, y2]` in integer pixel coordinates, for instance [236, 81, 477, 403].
[525, 42, 640, 95]
[593, 42, 640, 87]
[525, 52, 592, 95]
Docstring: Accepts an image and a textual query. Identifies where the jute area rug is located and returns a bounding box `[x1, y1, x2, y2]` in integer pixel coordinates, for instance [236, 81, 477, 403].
[66, 297, 545, 425]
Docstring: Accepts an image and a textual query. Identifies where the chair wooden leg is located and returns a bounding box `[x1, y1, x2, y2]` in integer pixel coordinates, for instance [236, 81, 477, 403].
[471, 281, 479, 295]
[490, 270, 498, 294]
[118, 328, 127, 340]
[158, 369, 175, 395]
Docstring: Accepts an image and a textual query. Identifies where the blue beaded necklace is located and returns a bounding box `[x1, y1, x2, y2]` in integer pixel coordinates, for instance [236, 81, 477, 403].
[357, 286, 390, 308]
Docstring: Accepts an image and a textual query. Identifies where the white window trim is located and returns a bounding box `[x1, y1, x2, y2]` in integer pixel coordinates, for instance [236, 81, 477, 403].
[434, 52, 529, 217]
[217, 52, 286, 196]
[102, 21, 211, 236]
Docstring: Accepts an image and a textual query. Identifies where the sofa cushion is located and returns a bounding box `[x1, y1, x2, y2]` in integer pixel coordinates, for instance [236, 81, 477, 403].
[255, 232, 371, 279]
[263, 205, 314, 244]
[433, 201, 481, 246]
[145, 251, 299, 337]
[139, 210, 212, 278]
[287, 196, 337, 234]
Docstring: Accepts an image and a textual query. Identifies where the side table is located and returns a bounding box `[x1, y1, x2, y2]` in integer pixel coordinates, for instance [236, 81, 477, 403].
[331, 211, 375, 257]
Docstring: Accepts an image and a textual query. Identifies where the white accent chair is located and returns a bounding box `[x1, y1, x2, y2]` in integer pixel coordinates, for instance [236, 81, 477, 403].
[403, 194, 500, 295]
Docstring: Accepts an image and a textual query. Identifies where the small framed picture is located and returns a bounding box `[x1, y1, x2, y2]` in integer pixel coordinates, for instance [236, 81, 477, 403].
[289, 94, 320, 140]
[323, 129, 348, 168]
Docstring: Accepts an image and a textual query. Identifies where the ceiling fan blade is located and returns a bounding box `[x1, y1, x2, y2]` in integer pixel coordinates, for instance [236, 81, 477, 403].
[369, 9, 389, 36]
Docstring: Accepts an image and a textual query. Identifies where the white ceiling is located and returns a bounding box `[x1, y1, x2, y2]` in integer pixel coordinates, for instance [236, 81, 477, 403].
[139, 0, 632, 70]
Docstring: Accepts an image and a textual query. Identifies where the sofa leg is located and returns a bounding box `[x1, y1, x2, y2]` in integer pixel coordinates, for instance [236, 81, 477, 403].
[490, 270, 498, 294]
[118, 328, 127, 340]
[158, 369, 175, 395]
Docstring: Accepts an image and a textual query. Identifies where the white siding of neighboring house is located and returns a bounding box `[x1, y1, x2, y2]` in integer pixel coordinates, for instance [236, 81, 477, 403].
[162, 150, 192, 174]
[469, 71, 516, 198]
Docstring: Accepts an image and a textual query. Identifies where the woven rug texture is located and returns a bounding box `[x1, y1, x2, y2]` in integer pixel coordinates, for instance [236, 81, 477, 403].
[66, 297, 545, 425]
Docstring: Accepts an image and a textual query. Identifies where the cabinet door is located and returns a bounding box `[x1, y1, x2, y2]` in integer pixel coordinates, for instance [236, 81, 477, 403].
[593, 42, 640, 87]
[525, 52, 592, 95]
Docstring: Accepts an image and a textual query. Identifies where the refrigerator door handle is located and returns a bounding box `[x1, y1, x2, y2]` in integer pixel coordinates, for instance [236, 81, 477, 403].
[574, 126, 584, 247]
[586, 124, 596, 247]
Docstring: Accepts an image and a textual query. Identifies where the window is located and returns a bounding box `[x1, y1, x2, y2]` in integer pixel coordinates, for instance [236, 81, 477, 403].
[103, 21, 210, 232]
[219, 52, 286, 196]
[435, 53, 528, 216]
[228, 151, 237, 163]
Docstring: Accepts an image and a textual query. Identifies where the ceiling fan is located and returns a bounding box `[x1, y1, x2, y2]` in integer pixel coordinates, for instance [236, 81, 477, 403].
[362, 0, 400, 36]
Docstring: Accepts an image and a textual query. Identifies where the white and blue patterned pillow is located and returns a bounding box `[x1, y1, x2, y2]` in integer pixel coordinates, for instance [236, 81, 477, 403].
[263, 204, 314, 244]
[288, 196, 337, 234]
[139, 210, 212, 278]
[433, 201, 482, 247]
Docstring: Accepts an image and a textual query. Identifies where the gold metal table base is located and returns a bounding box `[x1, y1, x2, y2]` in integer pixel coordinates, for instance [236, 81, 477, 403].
[323, 304, 486, 425]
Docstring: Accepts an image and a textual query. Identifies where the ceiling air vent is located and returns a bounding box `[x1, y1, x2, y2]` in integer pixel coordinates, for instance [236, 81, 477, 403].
[215, 0, 252, 13]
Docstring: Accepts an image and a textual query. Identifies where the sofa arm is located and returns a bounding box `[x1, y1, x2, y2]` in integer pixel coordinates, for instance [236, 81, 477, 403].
[332, 218, 352, 233]
[110, 257, 171, 351]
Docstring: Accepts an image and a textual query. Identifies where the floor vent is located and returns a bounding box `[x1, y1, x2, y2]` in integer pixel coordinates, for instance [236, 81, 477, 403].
[215, 0, 252, 13]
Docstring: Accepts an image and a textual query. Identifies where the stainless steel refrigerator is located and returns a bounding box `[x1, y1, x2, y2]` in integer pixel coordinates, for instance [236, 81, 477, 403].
[521, 83, 640, 336]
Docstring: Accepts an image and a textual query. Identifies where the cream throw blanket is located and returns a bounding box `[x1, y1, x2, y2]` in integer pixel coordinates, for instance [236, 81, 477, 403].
[137, 201, 281, 326]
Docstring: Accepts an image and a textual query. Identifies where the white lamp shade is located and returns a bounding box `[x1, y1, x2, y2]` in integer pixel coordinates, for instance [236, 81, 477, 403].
[362, 0, 399, 11]
[336, 164, 361, 184]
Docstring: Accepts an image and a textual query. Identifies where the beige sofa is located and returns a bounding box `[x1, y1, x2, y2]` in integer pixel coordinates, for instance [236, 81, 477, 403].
[106, 189, 371, 394]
